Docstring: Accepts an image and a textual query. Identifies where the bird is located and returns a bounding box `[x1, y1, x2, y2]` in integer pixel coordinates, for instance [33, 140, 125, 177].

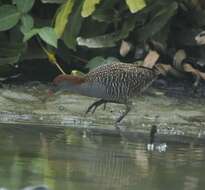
[52, 62, 164, 125]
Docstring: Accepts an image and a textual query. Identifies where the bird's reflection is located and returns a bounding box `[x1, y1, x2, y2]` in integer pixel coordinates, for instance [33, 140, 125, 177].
[0, 125, 205, 190]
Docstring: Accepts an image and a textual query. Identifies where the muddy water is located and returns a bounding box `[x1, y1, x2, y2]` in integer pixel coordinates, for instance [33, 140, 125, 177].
[0, 124, 205, 190]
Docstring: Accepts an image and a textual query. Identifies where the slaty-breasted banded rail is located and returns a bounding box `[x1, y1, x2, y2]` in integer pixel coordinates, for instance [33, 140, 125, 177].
[53, 62, 164, 125]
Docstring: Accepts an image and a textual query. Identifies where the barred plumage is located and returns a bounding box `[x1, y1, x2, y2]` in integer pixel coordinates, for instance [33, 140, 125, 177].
[85, 63, 157, 102]
[53, 62, 161, 124]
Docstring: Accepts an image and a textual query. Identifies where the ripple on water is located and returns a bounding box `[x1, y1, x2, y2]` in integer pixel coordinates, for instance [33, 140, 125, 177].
[0, 125, 205, 190]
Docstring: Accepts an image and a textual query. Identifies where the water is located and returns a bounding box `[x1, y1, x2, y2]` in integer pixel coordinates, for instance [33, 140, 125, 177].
[0, 124, 205, 190]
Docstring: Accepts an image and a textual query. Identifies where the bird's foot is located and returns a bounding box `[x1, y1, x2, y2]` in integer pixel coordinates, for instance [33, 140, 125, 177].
[115, 103, 132, 123]
[114, 122, 121, 131]
[85, 103, 98, 115]
[85, 99, 107, 115]
[113, 103, 132, 132]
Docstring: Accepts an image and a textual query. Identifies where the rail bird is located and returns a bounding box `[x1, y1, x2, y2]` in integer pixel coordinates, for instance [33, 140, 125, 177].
[53, 62, 164, 124]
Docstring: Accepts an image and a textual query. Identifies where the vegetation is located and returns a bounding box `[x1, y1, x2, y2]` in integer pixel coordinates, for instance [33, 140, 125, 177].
[0, 0, 205, 82]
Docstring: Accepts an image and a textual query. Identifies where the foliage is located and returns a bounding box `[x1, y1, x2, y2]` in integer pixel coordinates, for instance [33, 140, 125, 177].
[125, 0, 146, 13]
[86, 56, 119, 70]
[54, 0, 74, 37]
[0, 5, 21, 31]
[23, 27, 58, 48]
[0, 0, 205, 79]
[81, 0, 102, 17]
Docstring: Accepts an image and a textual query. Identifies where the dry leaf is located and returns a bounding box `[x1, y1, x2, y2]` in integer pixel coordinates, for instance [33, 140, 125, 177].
[173, 49, 186, 71]
[157, 64, 184, 77]
[143, 50, 159, 68]
[120, 40, 132, 57]
[183, 63, 205, 80]
[195, 31, 205, 45]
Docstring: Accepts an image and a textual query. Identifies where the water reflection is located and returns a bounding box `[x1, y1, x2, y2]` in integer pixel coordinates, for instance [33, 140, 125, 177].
[0, 124, 205, 190]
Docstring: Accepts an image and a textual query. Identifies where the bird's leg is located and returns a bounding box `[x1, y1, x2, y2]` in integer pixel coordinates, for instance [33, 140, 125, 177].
[115, 102, 132, 124]
[85, 99, 108, 114]
[103, 103, 107, 110]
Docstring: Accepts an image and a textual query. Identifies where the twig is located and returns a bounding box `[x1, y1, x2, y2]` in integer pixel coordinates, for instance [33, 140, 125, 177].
[37, 37, 66, 74]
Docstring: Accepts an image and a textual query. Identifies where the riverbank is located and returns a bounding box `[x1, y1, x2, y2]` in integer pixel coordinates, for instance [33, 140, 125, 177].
[0, 81, 205, 144]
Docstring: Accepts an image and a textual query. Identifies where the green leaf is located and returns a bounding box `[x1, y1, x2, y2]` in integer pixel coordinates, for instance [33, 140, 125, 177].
[16, 0, 35, 13]
[80, 19, 108, 38]
[0, 5, 21, 31]
[62, 1, 83, 50]
[137, 2, 178, 41]
[77, 32, 117, 48]
[77, 15, 137, 48]
[23, 28, 39, 42]
[81, 0, 102, 17]
[38, 27, 58, 48]
[86, 56, 105, 69]
[23, 27, 58, 48]
[125, 0, 146, 13]
[41, 0, 64, 3]
[0, 42, 25, 65]
[91, 0, 119, 22]
[92, 9, 118, 23]
[54, 0, 75, 38]
[116, 15, 137, 41]
[153, 23, 170, 48]
[86, 56, 118, 70]
[71, 70, 85, 76]
[20, 14, 34, 34]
